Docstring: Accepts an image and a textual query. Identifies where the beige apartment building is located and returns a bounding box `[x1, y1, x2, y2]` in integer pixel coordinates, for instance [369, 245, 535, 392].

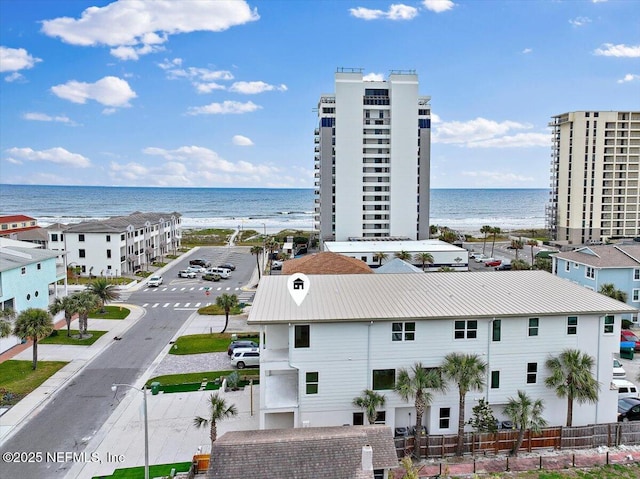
[546, 111, 640, 245]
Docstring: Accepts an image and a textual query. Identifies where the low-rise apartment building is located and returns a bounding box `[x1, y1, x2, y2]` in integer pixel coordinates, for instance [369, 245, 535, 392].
[248, 271, 636, 433]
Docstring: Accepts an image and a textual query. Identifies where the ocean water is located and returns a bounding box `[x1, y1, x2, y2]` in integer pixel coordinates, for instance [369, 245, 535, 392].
[0, 185, 548, 234]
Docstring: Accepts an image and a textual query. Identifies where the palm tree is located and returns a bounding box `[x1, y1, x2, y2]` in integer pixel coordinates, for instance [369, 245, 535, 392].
[216, 293, 238, 333]
[395, 250, 411, 261]
[480, 225, 492, 254]
[429, 225, 439, 238]
[74, 291, 100, 338]
[395, 363, 445, 458]
[353, 389, 386, 425]
[441, 353, 487, 456]
[599, 283, 628, 303]
[545, 349, 599, 427]
[250, 245, 262, 280]
[414, 252, 434, 272]
[526, 239, 538, 268]
[86, 278, 121, 313]
[503, 390, 547, 456]
[48, 295, 78, 337]
[510, 239, 524, 260]
[439, 228, 458, 244]
[13, 308, 54, 370]
[193, 393, 238, 449]
[490, 227, 501, 257]
[375, 252, 388, 267]
[1, 308, 15, 338]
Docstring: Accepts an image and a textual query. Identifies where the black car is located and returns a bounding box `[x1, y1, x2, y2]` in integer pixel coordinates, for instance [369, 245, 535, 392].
[618, 397, 640, 422]
[190, 259, 211, 268]
[218, 263, 236, 271]
[227, 340, 259, 356]
[495, 263, 512, 271]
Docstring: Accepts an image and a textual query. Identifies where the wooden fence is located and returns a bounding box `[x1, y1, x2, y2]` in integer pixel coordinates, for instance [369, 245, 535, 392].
[394, 422, 640, 458]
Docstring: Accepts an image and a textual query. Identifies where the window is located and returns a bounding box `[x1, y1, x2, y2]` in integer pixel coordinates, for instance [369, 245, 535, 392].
[294, 325, 310, 348]
[79, 234, 85, 242]
[492, 320, 501, 342]
[353, 412, 364, 426]
[565, 262, 570, 272]
[121, 234, 125, 241]
[528, 318, 539, 337]
[633, 290, 640, 302]
[586, 266, 595, 279]
[37, 263, 41, 270]
[439, 408, 451, 429]
[51, 233, 58, 241]
[107, 249, 112, 259]
[392, 322, 415, 341]
[454, 320, 477, 339]
[372, 369, 395, 390]
[106, 235, 111, 242]
[374, 411, 386, 424]
[634, 269, 640, 281]
[305, 372, 318, 394]
[79, 249, 86, 258]
[604, 315, 614, 334]
[21, 267, 26, 275]
[567, 316, 578, 335]
[527, 363, 537, 384]
[491, 371, 500, 389]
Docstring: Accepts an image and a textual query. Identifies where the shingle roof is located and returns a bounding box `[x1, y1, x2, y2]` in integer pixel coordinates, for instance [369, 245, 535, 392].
[0, 215, 36, 223]
[248, 270, 638, 324]
[375, 258, 423, 274]
[282, 252, 373, 275]
[554, 244, 640, 268]
[0, 246, 61, 272]
[207, 425, 397, 479]
[64, 211, 181, 233]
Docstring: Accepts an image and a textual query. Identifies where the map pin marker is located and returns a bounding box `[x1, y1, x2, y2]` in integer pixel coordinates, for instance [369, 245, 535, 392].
[287, 273, 310, 306]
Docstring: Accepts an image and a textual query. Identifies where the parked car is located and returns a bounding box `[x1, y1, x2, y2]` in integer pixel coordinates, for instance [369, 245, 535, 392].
[614, 358, 627, 379]
[621, 330, 640, 351]
[618, 397, 640, 422]
[178, 270, 196, 279]
[485, 259, 502, 267]
[495, 263, 512, 271]
[202, 273, 221, 282]
[271, 260, 283, 270]
[186, 266, 206, 274]
[207, 267, 231, 279]
[148, 275, 163, 287]
[613, 379, 639, 399]
[231, 348, 260, 369]
[228, 340, 259, 356]
[218, 263, 236, 271]
[189, 259, 211, 268]
[474, 254, 488, 263]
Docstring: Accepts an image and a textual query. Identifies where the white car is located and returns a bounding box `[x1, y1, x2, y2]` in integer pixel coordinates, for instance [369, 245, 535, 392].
[148, 275, 163, 287]
[474, 254, 488, 263]
[231, 348, 260, 369]
[178, 270, 196, 279]
[614, 358, 627, 379]
[186, 266, 206, 274]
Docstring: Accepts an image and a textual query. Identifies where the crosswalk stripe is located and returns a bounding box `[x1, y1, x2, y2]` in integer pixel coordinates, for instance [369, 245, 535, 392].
[142, 303, 149, 307]
[174, 303, 180, 307]
[152, 303, 159, 308]
[184, 303, 190, 307]
[226, 287, 231, 291]
[195, 302, 201, 307]
[164, 303, 170, 307]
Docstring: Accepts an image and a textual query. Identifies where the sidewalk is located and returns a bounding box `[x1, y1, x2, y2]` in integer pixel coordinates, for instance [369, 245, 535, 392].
[0, 305, 145, 444]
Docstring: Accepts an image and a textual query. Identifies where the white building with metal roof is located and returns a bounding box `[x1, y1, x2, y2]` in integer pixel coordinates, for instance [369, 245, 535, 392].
[248, 271, 636, 433]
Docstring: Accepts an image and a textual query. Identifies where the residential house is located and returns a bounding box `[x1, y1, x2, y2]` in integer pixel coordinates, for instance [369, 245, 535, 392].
[553, 244, 640, 323]
[0, 240, 66, 354]
[248, 271, 636, 433]
[0, 215, 39, 237]
[207, 425, 398, 479]
[282, 251, 373, 275]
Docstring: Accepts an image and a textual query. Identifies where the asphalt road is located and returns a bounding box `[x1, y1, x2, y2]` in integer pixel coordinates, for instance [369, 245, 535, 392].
[0, 246, 255, 478]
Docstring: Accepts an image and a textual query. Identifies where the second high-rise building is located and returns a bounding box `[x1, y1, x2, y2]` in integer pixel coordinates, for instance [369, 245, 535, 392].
[314, 68, 431, 244]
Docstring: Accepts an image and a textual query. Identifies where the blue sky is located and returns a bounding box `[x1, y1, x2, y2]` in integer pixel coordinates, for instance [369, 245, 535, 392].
[1, 0, 638, 189]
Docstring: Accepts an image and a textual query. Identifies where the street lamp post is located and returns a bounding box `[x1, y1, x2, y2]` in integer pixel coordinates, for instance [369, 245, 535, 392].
[262, 223, 267, 274]
[112, 383, 149, 479]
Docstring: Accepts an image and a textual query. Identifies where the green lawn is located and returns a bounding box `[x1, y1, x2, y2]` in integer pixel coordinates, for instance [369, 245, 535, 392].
[89, 305, 130, 319]
[197, 303, 244, 315]
[92, 461, 192, 479]
[40, 329, 107, 345]
[0, 360, 68, 406]
[169, 333, 258, 355]
[145, 369, 259, 387]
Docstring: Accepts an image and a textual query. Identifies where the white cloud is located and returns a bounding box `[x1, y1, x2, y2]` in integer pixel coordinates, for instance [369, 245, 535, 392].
[0, 46, 42, 73]
[187, 100, 261, 115]
[569, 16, 591, 27]
[23, 112, 75, 124]
[232, 135, 254, 146]
[522, 48, 533, 54]
[433, 117, 548, 148]
[363, 73, 385, 81]
[51, 76, 137, 107]
[617, 73, 640, 84]
[4, 147, 91, 167]
[41, 0, 260, 60]
[194, 82, 226, 93]
[422, 0, 455, 13]
[5, 72, 24, 82]
[594, 43, 640, 58]
[350, 4, 418, 20]
[229, 81, 288, 94]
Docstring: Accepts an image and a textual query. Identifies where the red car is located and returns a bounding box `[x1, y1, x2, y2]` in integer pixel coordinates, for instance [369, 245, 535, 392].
[621, 330, 640, 351]
[485, 259, 502, 267]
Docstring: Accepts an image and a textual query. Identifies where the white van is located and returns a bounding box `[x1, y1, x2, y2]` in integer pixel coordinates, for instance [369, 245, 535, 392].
[613, 379, 639, 399]
[207, 267, 231, 279]
[230, 348, 260, 369]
